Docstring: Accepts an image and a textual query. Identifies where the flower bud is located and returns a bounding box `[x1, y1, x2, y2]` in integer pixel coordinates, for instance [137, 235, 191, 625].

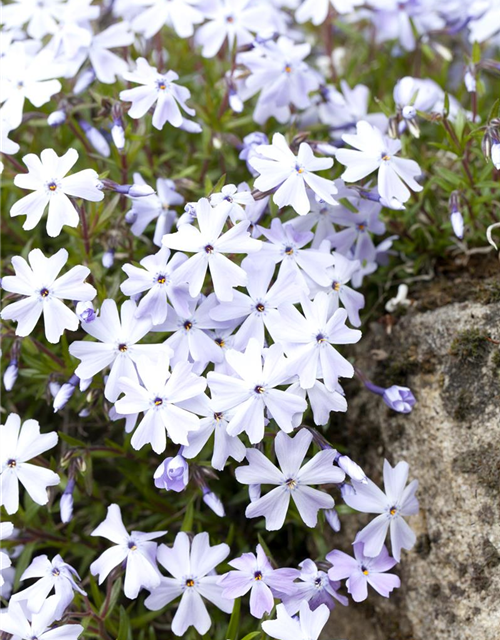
[47, 109, 67, 127]
[382, 385, 416, 413]
[53, 374, 79, 412]
[76, 301, 97, 323]
[102, 249, 115, 269]
[74, 68, 96, 94]
[111, 119, 125, 151]
[324, 508, 341, 532]
[450, 210, 464, 239]
[79, 119, 110, 157]
[60, 478, 76, 524]
[229, 88, 244, 113]
[202, 488, 225, 517]
[336, 455, 367, 484]
[153, 454, 189, 492]
[492, 142, 500, 170]
[402, 105, 417, 120]
[128, 184, 155, 197]
[3, 359, 18, 391]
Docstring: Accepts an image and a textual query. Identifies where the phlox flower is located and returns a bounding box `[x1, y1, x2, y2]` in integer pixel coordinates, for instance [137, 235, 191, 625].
[1, 248, 96, 344]
[0, 413, 60, 515]
[288, 380, 347, 427]
[87, 22, 135, 84]
[114, 357, 206, 453]
[238, 36, 322, 125]
[121, 246, 191, 325]
[318, 81, 387, 135]
[69, 299, 171, 402]
[209, 183, 255, 223]
[209, 258, 300, 350]
[131, 0, 204, 39]
[144, 531, 233, 636]
[250, 133, 337, 216]
[152, 294, 231, 367]
[154, 454, 189, 492]
[181, 393, 246, 471]
[162, 197, 262, 301]
[1, 0, 65, 38]
[343, 460, 419, 562]
[254, 218, 335, 290]
[235, 429, 345, 530]
[90, 504, 166, 599]
[12, 555, 86, 620]
[207, 338, 308, 444]
[296, 0, 363, 24]
[262, 601, 331, 640]
[0, 599, 83, 640]
[327, 542, 400, 602]
[10, 148, 104, 237]
[0, 523, 14, 587]
[0, 44, 62, 130]
[326, 198, 385, 261]
[281, 558, 348, 615]
[195, 0, 270, 58]
[120, 59, 196, 131]
[267, 291, 362, 391]
[218, 544, 299, 618]
[335, 120, 423, 204]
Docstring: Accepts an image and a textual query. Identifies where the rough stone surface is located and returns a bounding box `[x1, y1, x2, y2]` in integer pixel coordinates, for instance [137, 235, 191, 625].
[325, 298, 500, 640]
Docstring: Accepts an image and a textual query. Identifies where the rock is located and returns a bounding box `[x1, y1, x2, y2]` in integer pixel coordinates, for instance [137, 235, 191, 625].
[325, 299, 500, 640]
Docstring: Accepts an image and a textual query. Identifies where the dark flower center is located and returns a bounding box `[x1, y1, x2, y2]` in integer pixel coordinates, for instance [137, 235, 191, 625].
[154, 397, 163, 406]
[316, 333, 326, 343]
[256, 303, 265, 312]
[52, 568, 61, 576]
[7, 459, 16, 468]
[361, 565, 369, 575]
[214, 412, 223, 421]
[204, 244, 214, 254]
[254, 385, 265, 394]
[389, 506, 397, 516]
[215, 337, 225, 348]
[157, 275, 166, 284]
[285, 478, 297, 489]
[284, 246, 294, 255]
[254, 571, 263, 581]
[314, 577, 322, 587]
[48, 182, 57, 191]
[185, 578, 195, 587]
[184, 320, 193, 331]
[40, 288, 50, 297]
[332, 281, 340, 291]
[128, 540, 137, 550]
[118, 343, 128, 352]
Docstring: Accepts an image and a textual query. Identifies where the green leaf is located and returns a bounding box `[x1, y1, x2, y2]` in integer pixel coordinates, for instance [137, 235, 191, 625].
[181, 496, 195, 532]
[209, 173, 226, 195]
[13, 542, 36, 591]
[472, 41, 481, 65]
[58, 432, 87, 448]
[117, 606, 132, 640]
[240, 632, 261, 640]
[101, 576, 123, 618]
[89, 574, 105, 609]
[226, 597, 241, 640]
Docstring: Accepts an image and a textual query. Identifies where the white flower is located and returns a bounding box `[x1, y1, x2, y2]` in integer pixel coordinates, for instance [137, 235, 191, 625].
[88, 22, 135, 84]
[194, 0, 270, 58]
[296, 0, 363, 24]
[0, 413, 60, 515]
[114, 357, 206, 453]
[1, 248, 96, 344]
[1, 119, 20, 155]
[262, 601, 330, 640]
[90, 504, 166, 599]
[10, 148, 104, 237]
[144, 531, 233, 636]
[209, 183, 255, 224]
[162, 197, 262, 301]
[0, 599, 83, 640]
[267, 291, 362, 391]
[120, 59, 196, 131]
[121, 246, 191, 325]
[0, 43, 62, 130]
[11, 554, 86, 620]
[131, 0, 204, 39]
[235, 429, 345, 530]
[69, 299, 171, 402]
[207, 338, 308, 444]
[0, 523, 14, 587]
[335, 120, 423, 204]
[249, 133, 338, 216]
[1, 0, 65, 39]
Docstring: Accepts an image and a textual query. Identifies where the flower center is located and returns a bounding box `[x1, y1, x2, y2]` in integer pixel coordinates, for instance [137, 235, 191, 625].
[361, 565, 369, 575]
[214, 412, 223, 421]
[48, 181, 58, 191]
[7, 459, 16, 468]
[215, 337, 225, 348]
[154, 397, 163, 406]
[128, 541, 137, 551]
[254, 571, 263, 580]
[157, 79, 168, 91]
[314, 577, 322, 588]
[254, 385, 265, 394]
[390, 506, 397, 516]
[157, 274, 166, 284]
[183, 320, 192, 331]
[332, 281, 341, 291]
[295, 163, 305, 174]
[185, 578, 195, 587]
[285, 478, 297, 489]
[204, 244, 214, 254]
[118, 343, 128, 352]
[316, 333, 327, 343]
[284, 246, 294, 255]
[284, 64, 292, 73]
[382, 154, 391, 161]
[256, 303, 265, 313]
[52, 568, 61, 576]
[40, 288, 50, 297]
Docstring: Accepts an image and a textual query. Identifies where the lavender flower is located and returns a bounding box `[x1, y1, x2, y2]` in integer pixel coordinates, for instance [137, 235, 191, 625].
[262, 601, 330, 640]
[365, 382, 416, 414]
[343, 460, 419, 562]
[327, 542, 400, 602]
[218, 544, 298, 618]
[235, 429, 345, 530]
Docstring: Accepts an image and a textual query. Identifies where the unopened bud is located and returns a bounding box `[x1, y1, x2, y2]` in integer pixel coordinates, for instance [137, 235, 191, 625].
[336, 455, 367, 484]
[102, 249, 115, 269]
[111, 119, 125, 150]
[202, 488, 225, 517]
[3, 359, 18, 391]
[74, 68, 96, 94]
[60, 478, 76, 524]
[47, 109, 67, 127]
[324, 508, 341, 532]
[79, 120, 110, 158]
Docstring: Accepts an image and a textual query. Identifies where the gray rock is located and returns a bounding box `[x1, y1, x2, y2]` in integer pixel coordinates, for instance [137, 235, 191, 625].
[325, 299, 500, 640]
